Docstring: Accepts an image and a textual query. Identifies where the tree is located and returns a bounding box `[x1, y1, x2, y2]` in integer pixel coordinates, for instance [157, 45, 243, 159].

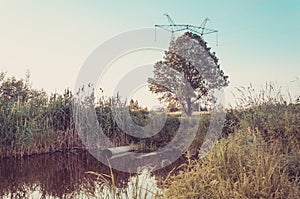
[148, 32, 229, 116]
[167, 102, 180, 112]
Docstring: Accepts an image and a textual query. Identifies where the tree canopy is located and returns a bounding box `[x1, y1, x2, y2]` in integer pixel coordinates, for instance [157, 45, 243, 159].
[148, 32, 229, 116]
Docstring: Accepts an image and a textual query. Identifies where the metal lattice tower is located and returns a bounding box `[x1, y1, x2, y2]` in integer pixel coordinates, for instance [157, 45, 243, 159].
[155, 13, 218, 42]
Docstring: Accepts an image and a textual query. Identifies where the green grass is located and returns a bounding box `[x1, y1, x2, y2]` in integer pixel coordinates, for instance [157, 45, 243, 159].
[0, 73, 81, 158]
[163, 84, 300, 199]
[0, 73, 205, 158]
[1, 73, 299, 198]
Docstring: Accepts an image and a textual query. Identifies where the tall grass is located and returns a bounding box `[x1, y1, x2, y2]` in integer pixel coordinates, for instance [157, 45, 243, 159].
[164, 130, 300, 199]
[233, 83, 300, 154]
[0, 73, 81, 158]
[163, 83, 300, 198]
[0, 73, 208, 158]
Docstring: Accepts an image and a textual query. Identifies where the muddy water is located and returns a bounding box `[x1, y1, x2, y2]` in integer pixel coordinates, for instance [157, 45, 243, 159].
[0, 151, 185, 198]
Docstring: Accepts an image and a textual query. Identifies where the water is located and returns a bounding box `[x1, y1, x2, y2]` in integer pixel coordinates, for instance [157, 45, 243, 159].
[0, 151, 185, 199]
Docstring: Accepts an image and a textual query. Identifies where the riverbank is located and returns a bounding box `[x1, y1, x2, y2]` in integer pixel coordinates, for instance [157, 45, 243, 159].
[163, 87, 300, 199]
[0, 74, 216, 159]
[1, 74, 299, 198]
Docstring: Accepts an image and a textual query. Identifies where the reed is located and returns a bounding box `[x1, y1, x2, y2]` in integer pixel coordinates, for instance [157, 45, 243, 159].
[163, 83, 300, 198]
[0, 73, 206, 158]
[0, 73, 82, 158]
[87, 167, 163, 199]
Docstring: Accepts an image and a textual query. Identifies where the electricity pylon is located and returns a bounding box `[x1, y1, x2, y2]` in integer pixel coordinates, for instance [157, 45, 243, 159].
[155, 13, 218, 42]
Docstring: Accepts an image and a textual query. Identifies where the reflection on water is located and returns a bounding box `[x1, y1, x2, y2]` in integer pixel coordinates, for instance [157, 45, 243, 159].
[0, 151, 185, 198]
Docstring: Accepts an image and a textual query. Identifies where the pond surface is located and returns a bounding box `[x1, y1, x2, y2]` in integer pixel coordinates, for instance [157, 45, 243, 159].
[0, 151, 185, 199]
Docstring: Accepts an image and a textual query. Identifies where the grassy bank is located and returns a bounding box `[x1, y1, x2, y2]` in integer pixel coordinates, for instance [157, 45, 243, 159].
[89, 100, 300, 199]
[163, 85, 300, 199]
[0, 74, 210, 158]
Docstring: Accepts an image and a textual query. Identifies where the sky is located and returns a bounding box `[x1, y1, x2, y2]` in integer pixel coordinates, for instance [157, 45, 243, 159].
[0, 0, 299, 108]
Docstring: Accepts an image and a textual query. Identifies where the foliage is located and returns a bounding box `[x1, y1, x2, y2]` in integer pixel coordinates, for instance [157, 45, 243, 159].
[148, 32, 229, 116]
[163, 83, 300, 198]
[0, 73, 80, 158]
[94, 95, 185, 151]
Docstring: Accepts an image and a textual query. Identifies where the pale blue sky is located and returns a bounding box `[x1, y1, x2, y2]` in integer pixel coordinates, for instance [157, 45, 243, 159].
[0, 0, 299, 107]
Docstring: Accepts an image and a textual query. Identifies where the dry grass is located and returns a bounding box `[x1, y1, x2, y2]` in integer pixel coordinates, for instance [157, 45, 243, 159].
[164, 130, 300, 199]
[163, 84, 300, 199]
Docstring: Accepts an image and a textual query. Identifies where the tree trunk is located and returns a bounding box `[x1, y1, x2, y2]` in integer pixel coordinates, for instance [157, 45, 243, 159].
[186, 97, 192, 116]
[180, 98, 192, 116]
